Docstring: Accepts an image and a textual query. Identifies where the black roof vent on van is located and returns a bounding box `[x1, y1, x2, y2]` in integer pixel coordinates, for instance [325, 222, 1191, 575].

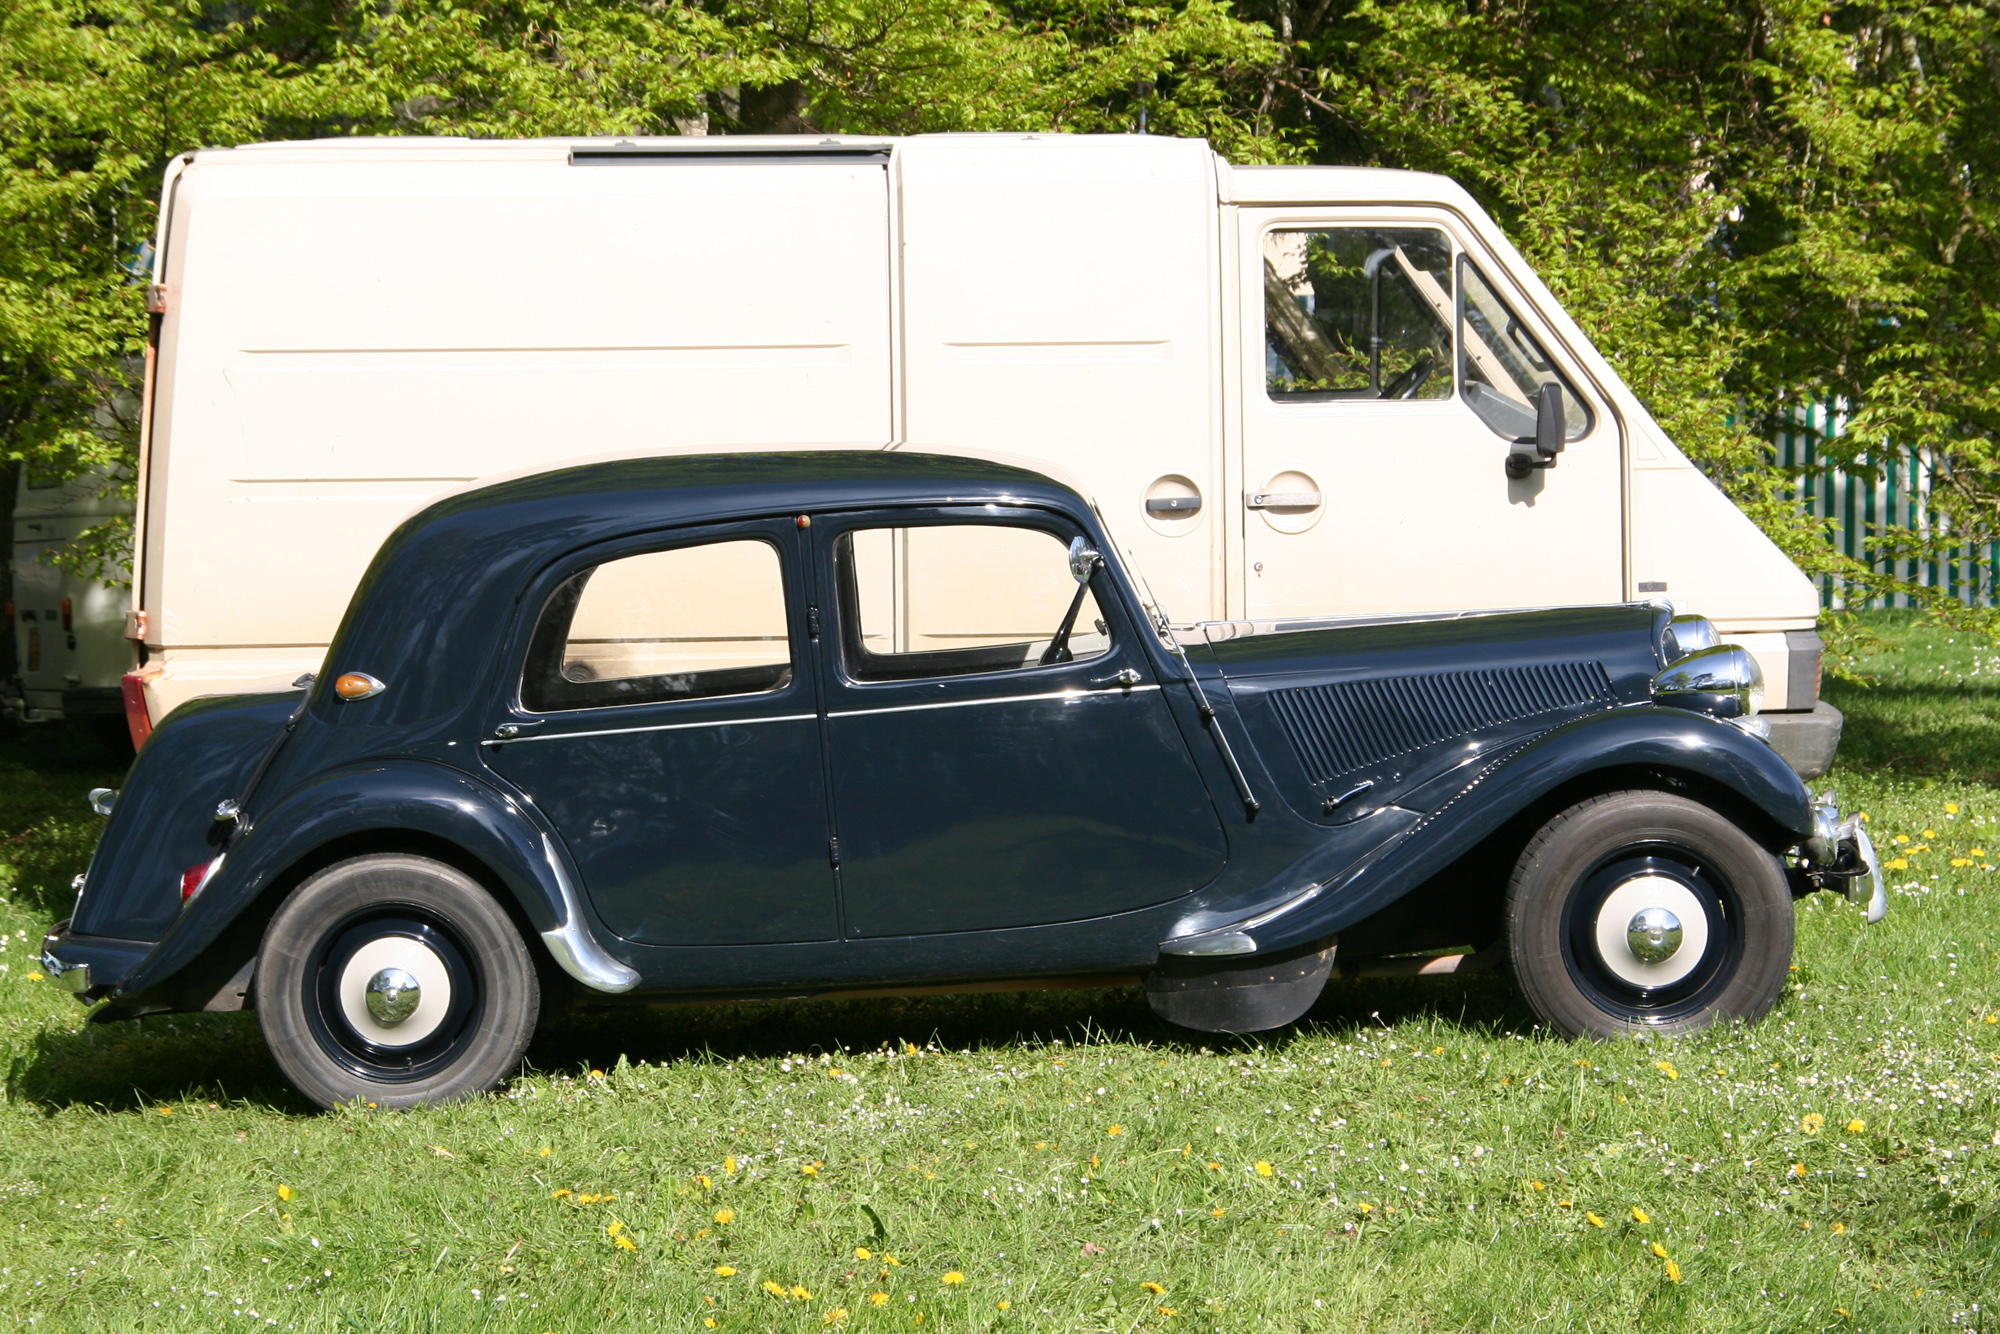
[569, 141, 892, 166]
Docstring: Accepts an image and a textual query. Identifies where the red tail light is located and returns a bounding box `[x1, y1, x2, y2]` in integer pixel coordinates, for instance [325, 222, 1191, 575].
[181, 860, 216, 903]
[121, 673, 155, 751]
[60, 597, 71, 632]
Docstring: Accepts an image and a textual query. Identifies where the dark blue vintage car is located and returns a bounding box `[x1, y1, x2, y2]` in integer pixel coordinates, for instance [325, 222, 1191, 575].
[44, 452, 1884, 1108]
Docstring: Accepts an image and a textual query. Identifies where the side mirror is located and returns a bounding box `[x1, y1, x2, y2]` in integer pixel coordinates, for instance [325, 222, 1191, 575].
[1067, 535, 1103, 584]
[1505, 382, 1566, 480]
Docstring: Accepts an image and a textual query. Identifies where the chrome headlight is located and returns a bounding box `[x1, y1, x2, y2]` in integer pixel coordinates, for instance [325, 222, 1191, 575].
[1651, 643, 1764, 718]
[1662, 614, 1720, 663]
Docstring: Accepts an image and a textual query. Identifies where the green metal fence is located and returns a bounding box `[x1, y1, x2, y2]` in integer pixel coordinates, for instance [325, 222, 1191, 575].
[1773, 401, 2000, 609]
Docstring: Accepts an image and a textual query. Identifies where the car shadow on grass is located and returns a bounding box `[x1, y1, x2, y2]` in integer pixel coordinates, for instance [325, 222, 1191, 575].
[5, 1010, 311, 1115]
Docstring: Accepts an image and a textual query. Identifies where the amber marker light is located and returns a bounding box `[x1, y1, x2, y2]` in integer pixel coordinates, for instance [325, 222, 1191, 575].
[334, 672, 386, 700]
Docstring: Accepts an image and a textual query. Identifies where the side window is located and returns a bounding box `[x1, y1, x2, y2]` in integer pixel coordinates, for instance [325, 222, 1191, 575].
[1264, 227, 1453, 402]
[522, 538, 792, 711]
[1458, 259, 1592, 441]
[834, 523, 1109, 683]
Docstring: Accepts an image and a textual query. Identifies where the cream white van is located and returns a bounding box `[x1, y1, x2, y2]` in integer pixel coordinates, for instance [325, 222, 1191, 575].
[8, 468, 131, 729]
[125, 133, 1837, 773]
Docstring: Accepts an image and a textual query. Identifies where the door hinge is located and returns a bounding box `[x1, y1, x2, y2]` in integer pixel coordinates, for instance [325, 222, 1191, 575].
[808, 603, 821, 640]
[828, 837, 841, 869]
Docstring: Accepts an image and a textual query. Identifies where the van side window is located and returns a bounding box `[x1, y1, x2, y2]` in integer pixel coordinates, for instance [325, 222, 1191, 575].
[1264, 227, 1454, 402]
[522, 539, 792, 710]
[834, 523, 1109, 682]
[1458, 259, 1592, 441]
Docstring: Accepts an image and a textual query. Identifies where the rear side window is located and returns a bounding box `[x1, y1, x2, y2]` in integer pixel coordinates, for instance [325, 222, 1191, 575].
[834, 523, 1109, 682]
[522, 539, 792, 711]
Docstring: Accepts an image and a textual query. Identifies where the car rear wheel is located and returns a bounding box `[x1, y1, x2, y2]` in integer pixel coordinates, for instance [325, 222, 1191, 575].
[1505, 791, 1793, 1039]
[256, 853, 539, 1109]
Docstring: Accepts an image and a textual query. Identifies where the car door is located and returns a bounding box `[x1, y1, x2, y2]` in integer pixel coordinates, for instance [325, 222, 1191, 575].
[813, 507, 1229, 939]
[1237, 209, 1622, 619]
[484, 519, 838, 946]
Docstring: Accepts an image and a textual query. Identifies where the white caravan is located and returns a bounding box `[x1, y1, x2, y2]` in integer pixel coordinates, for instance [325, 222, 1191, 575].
[126, 133, 1837, 772]
[8, 469, 131, 727]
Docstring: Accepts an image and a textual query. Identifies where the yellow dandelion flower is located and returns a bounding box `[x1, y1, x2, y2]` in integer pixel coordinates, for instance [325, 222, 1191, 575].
[278, 1184, 293, 1202]
[1800, 1220, 1812, 1231]
[1650, 1242, 1668, 1259]
[791, 1284, 813, 1300]
[855, 1247, 872, 1260]
[1380, 1057, 1391, 1067]
[1833, 1222, 1846, 1235]
[715, 1266, 738, 1277]
[905, 1041, 918, 1055]
[764, 1280, 788, 1297]
[552, 1188, 571, 1199]
[1254, 1161, 1274, 1177]
[589, 1068, 604, 1078]
[1035, 1142, 1049, 1151]
[607, 1221, 624, 1236]
[1586, 1212, 1605, 1228]
[1106, 1124, 1122, 1137]
[1846, 1118, 1866, 1134]
[24, 970, 42, 982]
[1925, 828, 1937, 838]
[883, 1254, 902, 1267]
[1665, 1259, 1682, 1283]
[157, 1107, 172, 1116]
[1986, 1016, 1998, 1025]
[1433, 1045, 1444, 1055]
[1974, 848, 1986, 857]
[1356, 1202, 1373, 1214]
[1802, 1112, 1825, 1134]
[1157, 1307, 1177, 1317]
[1089, 1155, 1100, 1171]
[1894, 834, 1909, 844]
[1953, 857, 1973, 867]
[1886, 857, 1909, 869]
[1632, 1207, 1649, 1224]
[825, 1308, 849, 1324]
[1557, 1200, 1573, 1208]
[539, 1146, 551, 1157]
[706, 1319, 718, 1329]
[699, 1175, 713, 1189]
[1789, 1163, 1806, 1179]
[1575, 1058, 1591, 1067]
[1142, 1282, 1166, 1295]
[941, 1271, 965, 1285]
[724, 1155, 737, 1173]
[1948, 803, 1961, 815]
[996, 1300, 1011, 1311]
[1655, 1061, 1678, 1080]
[714, 1209, 735, 1225]
[1206, 1161, 1222, 1171]
[1530, 1181, 1546, 1191]
[869, 1293, 890, 1306]
[1210, 1208, 1226, 1218]
[801, 1161, 821, 1176]
[615, 1234, 637, 1252]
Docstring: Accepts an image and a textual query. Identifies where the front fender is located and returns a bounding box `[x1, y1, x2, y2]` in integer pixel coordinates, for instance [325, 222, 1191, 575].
[1245, 706, 1814, 955]
[111, 759, 638, 1000]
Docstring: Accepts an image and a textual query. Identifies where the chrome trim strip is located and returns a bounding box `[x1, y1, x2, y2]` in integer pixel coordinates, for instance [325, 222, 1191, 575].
[828, 684, 1157, 720]
[537, 834, 640, 994]
[482, 712, 817, 747]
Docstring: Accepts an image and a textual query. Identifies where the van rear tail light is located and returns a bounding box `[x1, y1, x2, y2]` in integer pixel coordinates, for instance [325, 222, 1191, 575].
[121, 673, 155, 751]
[60, 598, 71, 632]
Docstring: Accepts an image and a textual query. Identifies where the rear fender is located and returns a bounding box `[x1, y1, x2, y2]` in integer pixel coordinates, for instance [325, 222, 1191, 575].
[110, 759, 637, 1000]
[1246, 706, 1813, 955]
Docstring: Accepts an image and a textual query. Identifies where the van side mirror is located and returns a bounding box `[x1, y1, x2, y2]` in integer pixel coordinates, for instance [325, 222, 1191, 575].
[1505, 382, 1566, 480]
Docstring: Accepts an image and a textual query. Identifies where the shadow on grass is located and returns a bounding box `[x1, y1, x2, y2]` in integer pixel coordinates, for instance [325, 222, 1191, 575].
[9, 975, 1540, 1115]
[1824, 675, 2000, 781]
[0, 715, 131, 917]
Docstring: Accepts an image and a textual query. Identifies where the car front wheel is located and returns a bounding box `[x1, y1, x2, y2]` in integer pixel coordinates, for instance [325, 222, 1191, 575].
[256, 853, 539, 1109]
[1505, 790, 1794, 1039]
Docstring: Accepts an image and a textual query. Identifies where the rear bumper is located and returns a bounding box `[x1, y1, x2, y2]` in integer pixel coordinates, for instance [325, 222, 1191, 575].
[40, 919, 153, 1002]
[1763, 701, 1843, 780]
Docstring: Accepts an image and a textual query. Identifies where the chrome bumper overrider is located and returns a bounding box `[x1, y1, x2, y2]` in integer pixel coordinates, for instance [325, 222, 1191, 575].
[1799, 792, 1887, 925]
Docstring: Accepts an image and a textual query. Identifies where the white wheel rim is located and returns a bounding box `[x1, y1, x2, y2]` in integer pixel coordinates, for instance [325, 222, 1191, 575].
[1592, 875, 1710, 988]
[337, 936, 452, 1047]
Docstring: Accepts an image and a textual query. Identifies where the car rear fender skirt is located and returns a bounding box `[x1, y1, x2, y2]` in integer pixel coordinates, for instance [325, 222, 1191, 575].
[108, 760, 637, 1001]
[1143, 938, 1337, 1033]
[1218, 707, 1814, 958]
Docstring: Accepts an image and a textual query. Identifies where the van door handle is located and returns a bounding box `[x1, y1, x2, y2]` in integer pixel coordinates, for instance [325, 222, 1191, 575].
[1246, 491, 1322, 509]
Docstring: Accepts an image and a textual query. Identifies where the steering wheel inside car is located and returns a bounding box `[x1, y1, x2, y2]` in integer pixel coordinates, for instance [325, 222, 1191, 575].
[1381, 354, 1436, 400]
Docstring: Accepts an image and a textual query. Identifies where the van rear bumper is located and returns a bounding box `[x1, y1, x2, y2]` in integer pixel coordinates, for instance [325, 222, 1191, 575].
[1763, 702, 1843, 780]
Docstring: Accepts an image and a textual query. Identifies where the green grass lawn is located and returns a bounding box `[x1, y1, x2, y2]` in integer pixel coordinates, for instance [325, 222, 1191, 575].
[1, 615, 1997, 1330]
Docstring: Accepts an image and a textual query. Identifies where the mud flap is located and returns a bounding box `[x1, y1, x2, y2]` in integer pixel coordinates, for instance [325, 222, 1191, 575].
[1143, 938, 1336, 1033]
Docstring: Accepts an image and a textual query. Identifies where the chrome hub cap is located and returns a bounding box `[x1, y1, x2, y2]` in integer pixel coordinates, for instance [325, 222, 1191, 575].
[1626, 907, 1683, 964]
[1592, 875, 1709, 988]
[364, 968, 422, 1027]
[337, 937, 451, 1047]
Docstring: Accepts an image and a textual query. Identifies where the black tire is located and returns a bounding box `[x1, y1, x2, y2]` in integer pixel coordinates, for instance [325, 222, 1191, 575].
[256, 854, 539, 1109]
[1505, 790, 1793, 1039]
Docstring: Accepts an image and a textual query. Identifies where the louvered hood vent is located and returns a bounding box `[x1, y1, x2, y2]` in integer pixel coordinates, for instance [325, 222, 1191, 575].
[1270, 661, 1616, 784]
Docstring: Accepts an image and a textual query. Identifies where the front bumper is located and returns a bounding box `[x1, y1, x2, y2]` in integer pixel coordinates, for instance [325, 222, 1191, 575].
[40, 920, 153, 1002]
[1797, 796, 1887, 925]
[1764, 702, 1843, 780]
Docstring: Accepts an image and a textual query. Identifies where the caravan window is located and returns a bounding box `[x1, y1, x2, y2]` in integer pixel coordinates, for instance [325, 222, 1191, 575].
[834, 522, 1109, 682]
[1263, 227, 1454, 402]
[522, 538, 792, 711]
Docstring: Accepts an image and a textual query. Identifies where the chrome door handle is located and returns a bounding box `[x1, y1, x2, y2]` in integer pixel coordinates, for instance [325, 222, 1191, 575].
[1246, 491, 1322, 509]
[1090, 668, 1143, 689]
